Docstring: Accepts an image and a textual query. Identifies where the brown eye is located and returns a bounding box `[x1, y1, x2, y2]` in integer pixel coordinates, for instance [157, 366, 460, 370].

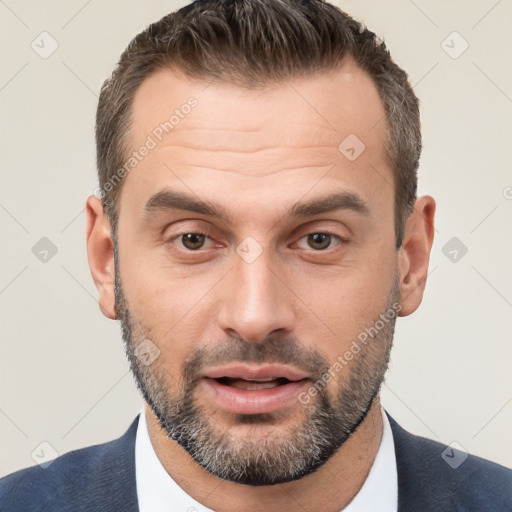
[306, 233, 332, 250]
[181, 233, 206, 250]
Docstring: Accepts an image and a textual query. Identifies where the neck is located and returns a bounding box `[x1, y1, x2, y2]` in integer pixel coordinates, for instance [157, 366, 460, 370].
[145, 397, 384, 512]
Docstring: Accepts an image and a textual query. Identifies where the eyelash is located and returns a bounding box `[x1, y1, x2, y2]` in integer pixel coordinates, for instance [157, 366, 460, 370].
[169, 229, 347, 252]
[296, 230, 347, 249]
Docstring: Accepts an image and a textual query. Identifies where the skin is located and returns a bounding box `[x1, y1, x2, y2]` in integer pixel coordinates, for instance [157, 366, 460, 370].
[86, 60, 435, 511]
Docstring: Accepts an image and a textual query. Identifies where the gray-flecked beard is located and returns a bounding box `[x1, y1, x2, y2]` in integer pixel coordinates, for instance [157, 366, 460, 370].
[113, 238, 398, 486]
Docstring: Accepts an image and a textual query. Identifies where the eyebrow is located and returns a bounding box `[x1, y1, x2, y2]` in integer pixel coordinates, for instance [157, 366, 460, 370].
[143, 189, 370, 223]
[288, 191, 370, 218]
[144, 190, 232, 223]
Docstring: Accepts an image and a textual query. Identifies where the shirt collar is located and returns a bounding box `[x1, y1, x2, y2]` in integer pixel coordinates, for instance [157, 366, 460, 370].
[342, 408, 398, 512]
[135, 406, 397, 512]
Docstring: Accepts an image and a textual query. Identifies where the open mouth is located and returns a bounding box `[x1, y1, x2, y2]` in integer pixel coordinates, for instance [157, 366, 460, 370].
[200, 364, 310, 414]
[213, 376, 293, 390]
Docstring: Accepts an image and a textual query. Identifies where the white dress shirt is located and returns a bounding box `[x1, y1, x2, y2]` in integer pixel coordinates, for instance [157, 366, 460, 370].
[135, 406, 397, 512]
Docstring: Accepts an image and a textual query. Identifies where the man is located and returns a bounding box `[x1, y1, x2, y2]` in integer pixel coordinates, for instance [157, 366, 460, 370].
[1, 0, 511, 510]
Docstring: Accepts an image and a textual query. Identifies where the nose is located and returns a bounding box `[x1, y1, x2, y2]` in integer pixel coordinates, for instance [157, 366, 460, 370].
[217, 249, 296, 343]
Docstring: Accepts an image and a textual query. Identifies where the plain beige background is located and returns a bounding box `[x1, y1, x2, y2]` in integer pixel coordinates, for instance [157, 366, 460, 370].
[1, 0, 511, 477]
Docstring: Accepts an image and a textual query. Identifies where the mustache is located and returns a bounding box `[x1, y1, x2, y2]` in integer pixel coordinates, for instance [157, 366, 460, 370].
[181, 335, 330, 384]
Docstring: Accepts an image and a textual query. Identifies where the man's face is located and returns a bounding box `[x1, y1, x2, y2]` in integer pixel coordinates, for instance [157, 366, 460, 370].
[114, 62, 400, 485]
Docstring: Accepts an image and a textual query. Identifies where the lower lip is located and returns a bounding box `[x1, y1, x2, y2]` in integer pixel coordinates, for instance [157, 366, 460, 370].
[201, 378, 309, 414]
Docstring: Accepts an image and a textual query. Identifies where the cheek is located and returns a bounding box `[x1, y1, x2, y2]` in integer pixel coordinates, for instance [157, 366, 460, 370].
[291, 256, 397, 361]
[117, 245, 219, 359]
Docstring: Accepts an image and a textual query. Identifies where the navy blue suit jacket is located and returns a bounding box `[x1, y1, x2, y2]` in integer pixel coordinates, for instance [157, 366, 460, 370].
[1, 414, 511, 511]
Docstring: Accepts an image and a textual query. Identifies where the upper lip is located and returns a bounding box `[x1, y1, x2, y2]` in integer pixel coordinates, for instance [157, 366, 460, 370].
[200, 364, 309, 382]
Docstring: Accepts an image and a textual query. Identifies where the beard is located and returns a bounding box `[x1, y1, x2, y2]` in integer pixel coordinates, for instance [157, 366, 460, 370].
[113, 240, 399, 486]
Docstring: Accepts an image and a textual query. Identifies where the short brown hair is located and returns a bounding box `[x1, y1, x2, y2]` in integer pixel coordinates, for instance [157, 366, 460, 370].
[96, 0, 420, 247]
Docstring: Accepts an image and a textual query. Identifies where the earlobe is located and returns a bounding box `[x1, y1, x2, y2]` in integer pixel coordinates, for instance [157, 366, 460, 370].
[86, 195, 118, 320]
[397, 196, 436, 317]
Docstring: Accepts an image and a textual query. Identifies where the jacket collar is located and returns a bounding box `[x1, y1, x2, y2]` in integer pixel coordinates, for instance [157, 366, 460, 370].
[387, 412, 457, 512]
[92, 414, 140, 511]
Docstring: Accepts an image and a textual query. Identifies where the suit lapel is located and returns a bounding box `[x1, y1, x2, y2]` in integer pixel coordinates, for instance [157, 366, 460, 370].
[387, 413, 454, 512]
[80, 414, 140, 511]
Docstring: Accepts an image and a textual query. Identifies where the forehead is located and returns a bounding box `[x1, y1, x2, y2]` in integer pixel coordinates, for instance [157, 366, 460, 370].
[129, 61, 387, 153]
[119, 61, 392, 221]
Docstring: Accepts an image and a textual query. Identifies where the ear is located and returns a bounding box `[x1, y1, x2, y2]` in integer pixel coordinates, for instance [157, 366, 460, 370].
[86, 195, 117, 320]
[397, 195, 436, 317]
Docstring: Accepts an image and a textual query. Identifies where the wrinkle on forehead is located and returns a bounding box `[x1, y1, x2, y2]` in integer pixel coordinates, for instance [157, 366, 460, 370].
[128, 62, 387, 156]
[145, 142, 343, 178]
[123, 62, 391, 196]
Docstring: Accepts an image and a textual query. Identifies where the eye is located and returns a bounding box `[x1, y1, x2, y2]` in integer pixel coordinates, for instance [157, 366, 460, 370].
[179, 232, 210, 250]
[296, 232, 342, 251]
